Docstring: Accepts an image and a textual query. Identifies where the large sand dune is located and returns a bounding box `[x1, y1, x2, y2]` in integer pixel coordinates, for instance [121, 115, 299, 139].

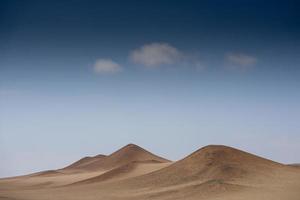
[125, 145, 285, 187]
[0, 144, 299, 200]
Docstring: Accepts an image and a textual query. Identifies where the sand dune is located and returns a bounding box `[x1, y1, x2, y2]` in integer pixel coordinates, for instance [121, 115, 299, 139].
[0, 144, 171, 189]
[63, 144, 170, 171]
[0, 144, 299, 200]
[126, 145, 285, 187]
[92, 143, 170, 170]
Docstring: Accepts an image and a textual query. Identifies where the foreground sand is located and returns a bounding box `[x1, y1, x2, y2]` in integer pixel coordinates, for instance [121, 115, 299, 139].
[0, 144, 300, 200]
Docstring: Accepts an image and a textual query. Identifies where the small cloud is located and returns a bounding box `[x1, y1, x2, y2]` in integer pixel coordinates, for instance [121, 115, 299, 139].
[225, 53, 257, 70]
[94, 59, 122, 74]
[129, 42, 182, 68]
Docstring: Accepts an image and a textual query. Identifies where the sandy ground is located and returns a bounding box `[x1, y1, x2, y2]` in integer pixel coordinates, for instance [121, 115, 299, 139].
[0, 144, 299, 200]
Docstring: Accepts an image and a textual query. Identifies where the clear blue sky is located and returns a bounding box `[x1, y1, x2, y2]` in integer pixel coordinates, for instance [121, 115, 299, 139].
[0, 0, 300, 177]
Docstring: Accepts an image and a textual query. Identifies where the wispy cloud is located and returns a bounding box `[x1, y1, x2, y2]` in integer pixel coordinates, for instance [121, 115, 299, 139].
[225, 53, 257, 70]
[129, 42, 183, 68]
[93, 59, 122, 74]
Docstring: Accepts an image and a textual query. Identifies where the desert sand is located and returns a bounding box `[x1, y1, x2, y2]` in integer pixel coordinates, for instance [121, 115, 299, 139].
[0, 144, 300, 200]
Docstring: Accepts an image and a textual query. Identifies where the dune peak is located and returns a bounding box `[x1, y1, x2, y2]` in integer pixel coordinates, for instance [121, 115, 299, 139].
[119, 143, 144, 151]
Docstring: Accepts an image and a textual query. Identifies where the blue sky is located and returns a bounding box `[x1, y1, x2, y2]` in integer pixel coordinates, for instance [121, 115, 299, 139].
[0, 0, 300, 177]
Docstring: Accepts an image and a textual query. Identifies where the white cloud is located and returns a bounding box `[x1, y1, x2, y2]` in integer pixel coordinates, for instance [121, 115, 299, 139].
[226, 53, 257, 70]
[129, 42, 182, 67]
[94, 59, 122, 74]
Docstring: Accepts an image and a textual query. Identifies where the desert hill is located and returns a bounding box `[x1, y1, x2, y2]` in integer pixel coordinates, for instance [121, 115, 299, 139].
[64, 144, 170, 171]
[125, 145, 288, 187]
[101, 144, 170, 167]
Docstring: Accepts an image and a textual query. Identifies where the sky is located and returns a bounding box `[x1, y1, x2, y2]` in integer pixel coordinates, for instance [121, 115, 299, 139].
[0, 0, 300, 177]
